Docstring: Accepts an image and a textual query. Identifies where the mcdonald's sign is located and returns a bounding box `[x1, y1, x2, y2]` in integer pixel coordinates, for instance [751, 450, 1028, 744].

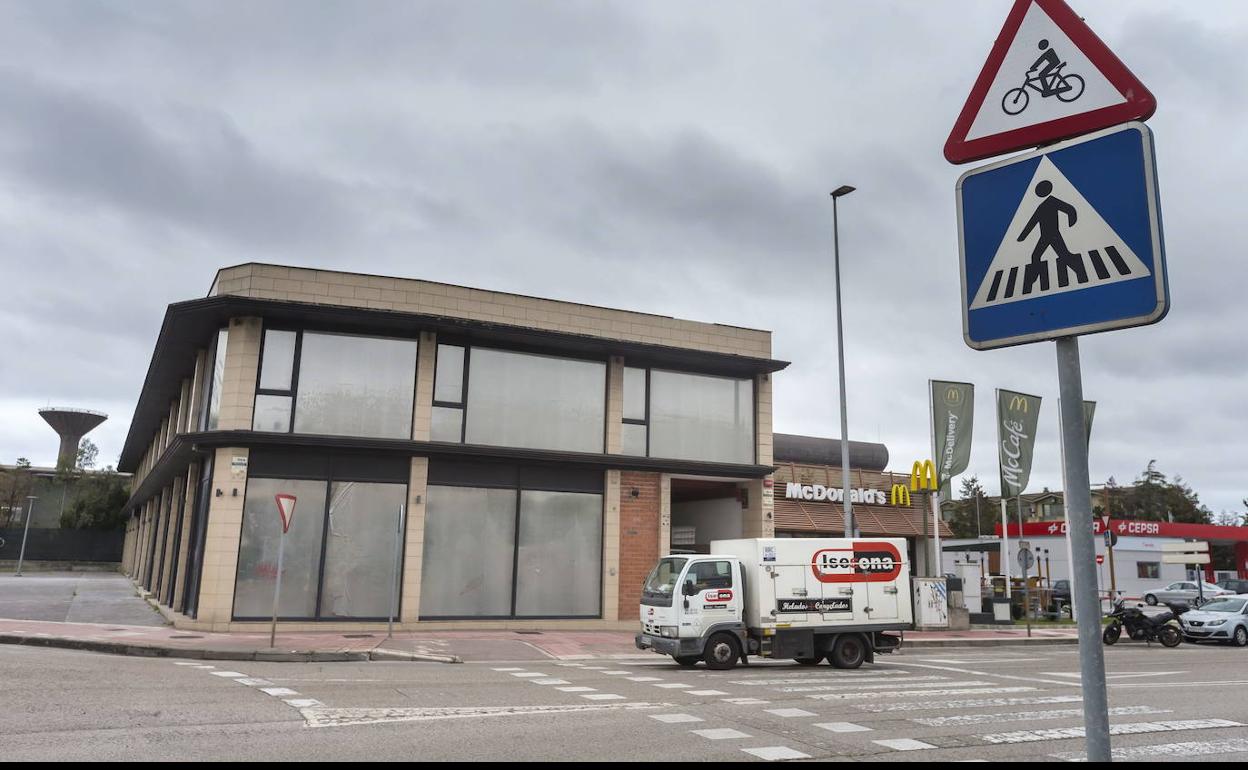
[890, 484, 912, 507]
[1009, 395, 1030, 413]
[910, 459, 937, 493]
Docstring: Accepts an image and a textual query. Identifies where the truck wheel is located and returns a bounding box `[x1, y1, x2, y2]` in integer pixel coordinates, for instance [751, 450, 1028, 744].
[830, 634, 867, 669]
[673, 656, 700, 667]
[702, 633, 740, 671]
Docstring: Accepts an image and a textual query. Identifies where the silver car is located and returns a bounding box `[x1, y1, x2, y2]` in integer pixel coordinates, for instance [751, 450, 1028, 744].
[1179, 596, 1248, 646]
[1143, 581, 1233, 607]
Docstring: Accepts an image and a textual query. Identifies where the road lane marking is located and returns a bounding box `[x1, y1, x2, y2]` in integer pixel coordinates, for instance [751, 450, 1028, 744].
[980, 719, 1244, 744]
[581, 693, 626, 701]
[626, 677, 663, 682]
[492, 667, 525, 672]
[779, 679, 989, 694]
[650, 714, 704, 724]
[510, 672, 547, 678]
[1050, 738, 1248, 761]
[653, 683, 694, 689]
[300, 702, 671, 728]
[815, 722, 872, 733]
[879, 660, 1080, 688]
[1042, 671, 1187, 680]
[284, 698, 323, 708]
[211, 671, 247, 678]
[555, 686, 596, 693]
[692, 728, 751, 740]
[856, 695, 1083, 713]
[530, 679, 570, 685]
[874, 738, 936, 751]
[723, 698, 770, 705]
[234, 678, 274, 687]
[914, 705, 1170, 727]
[260, 687, 300, 697]
[1111, 680, 1248, 689]
[741, 747, 811, 761]
[809, 686, 1035, 701]
[685, 690, 729, 696]
[732, 671, 904, 685]
[602, 671, 630, 675]
[765, 708, 816, 718]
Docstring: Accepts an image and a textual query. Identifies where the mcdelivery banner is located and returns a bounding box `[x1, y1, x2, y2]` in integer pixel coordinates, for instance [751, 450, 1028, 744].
[931, 380, 974, 495]
[996, 388, 1042, 498]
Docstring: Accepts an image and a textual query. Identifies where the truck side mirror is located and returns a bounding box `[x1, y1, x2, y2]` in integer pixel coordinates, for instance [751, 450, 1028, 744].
[682, 582, 699, 597]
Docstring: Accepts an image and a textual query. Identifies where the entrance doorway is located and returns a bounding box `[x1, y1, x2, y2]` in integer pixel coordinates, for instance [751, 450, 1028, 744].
[669, 478, 745, 554]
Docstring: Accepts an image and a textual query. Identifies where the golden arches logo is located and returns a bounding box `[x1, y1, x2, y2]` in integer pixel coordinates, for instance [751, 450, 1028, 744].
[910, 460, 937, 492]
[890, 484, 912, 507]
[944, 387, 962, 406]
[1009, 396, 1030, 413]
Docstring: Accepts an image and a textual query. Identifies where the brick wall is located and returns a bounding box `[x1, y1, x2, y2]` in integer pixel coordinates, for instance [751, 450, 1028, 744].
[617, 471, 662, 621]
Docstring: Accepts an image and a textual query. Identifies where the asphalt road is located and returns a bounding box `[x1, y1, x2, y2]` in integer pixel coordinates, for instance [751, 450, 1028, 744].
[2, 641, 1247, 761]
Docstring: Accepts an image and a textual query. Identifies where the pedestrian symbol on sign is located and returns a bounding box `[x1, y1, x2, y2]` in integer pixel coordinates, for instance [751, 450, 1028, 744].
[970, 155, 1151, 310]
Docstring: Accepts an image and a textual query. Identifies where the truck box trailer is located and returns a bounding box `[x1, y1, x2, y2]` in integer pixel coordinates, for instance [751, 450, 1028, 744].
[635, 537, 912, 670]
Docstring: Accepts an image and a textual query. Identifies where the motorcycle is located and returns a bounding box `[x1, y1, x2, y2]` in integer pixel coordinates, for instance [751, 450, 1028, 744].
[1102, 600, 1185, 648]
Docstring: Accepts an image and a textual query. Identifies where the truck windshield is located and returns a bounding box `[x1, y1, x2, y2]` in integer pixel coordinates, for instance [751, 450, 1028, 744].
[641, 558, 688, 607]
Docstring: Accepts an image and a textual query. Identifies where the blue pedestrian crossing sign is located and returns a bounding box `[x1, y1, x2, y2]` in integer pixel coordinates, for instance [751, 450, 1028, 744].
[957, 121, 1167, 350]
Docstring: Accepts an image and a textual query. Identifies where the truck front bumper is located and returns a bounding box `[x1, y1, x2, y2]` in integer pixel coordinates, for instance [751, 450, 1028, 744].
[635, 633, 700, 657]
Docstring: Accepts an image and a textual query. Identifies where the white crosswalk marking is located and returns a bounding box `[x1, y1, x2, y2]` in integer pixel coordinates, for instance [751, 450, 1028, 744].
[234, 678, 274, 687]
[556, 687, 596, 693]
[211, 671, 247, 678]
[650, 714, 704, 724]
[626, 677, 663, 683]
[693, 728, 751, 740]
[653, 683, 694, 689]
[765, 708, 816, 718]
[580, 693, 626, 701]
[874, 738, 936, 751]
[685, 690, 729, 697]
[1051, 738, 1248, 761]
[914, 705, 1168, 727]
[530, 679, 570, 686]
[815, 722, 872, 733]
[810, 686, 1035, 701]
[980, 719, 1244, 745]
[510, 672, 546, 678]
[741, 747, 811, 761]
[855, 694, 1082, 713]
[780, 679, 989, 694]
[722, 698, 770, 705]
[260, 687, 299, 697]
[492, 667, 525, 672]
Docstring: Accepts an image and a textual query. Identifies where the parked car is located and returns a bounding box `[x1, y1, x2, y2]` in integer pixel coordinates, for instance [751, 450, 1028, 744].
[1143, 581, 1233, 607]
[1048, 579, 1072, 615]
[1178, 596, 1248, 646]
[1216, 579, 1248, 595]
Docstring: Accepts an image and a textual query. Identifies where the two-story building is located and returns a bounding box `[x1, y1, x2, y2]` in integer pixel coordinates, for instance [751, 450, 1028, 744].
[119, 264, 786, 631]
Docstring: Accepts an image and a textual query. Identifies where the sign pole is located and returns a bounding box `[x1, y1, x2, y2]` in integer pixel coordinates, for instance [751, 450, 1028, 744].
[1017, 495, 1031, 637]
[388, 504, 404, 639]
[1001, 499, 1011, 600]
[1055, 335, 1111, 762]
[269, 528, 287, 649]
[1107, 531, 1118, 603]
[15, 496, 36, 577]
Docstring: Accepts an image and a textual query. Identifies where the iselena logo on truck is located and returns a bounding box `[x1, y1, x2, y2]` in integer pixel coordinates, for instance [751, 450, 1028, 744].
[810, 542, 903, 584]
[703, 589, 733, 602]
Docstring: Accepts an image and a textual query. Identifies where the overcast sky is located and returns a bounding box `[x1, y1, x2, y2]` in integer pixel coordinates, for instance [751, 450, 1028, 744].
[1, 1, 1244, 516]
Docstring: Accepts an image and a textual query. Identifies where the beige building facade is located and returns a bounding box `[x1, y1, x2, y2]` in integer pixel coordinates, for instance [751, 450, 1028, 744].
[120, 264, 785, 632]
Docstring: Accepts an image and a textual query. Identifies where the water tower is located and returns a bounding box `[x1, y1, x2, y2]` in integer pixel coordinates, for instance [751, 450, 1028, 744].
[39, 408, 108, 468]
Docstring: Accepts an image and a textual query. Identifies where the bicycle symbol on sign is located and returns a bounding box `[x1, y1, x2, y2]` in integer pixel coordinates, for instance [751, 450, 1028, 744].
[1001, 39, 1085, 116]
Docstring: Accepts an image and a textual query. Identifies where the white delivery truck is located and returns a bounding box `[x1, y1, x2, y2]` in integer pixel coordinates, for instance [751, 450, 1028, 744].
[635, 537, 912, 670]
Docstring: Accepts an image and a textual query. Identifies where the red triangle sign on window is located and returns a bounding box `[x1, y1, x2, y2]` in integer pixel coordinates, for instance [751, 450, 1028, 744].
[944, 0, 1155, 164]
[275, 494, 297, 534]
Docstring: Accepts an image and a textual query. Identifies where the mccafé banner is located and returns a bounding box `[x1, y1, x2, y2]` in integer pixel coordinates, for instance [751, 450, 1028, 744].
[996, 388, 1042, 498]
[931, 380, 974, 496]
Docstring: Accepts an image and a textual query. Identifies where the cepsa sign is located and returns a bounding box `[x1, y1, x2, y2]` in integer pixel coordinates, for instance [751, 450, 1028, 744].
[810, 542, 903, 584]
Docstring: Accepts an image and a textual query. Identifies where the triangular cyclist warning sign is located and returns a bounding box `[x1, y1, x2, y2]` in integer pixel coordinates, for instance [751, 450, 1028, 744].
[945, 0, 1155, 164]
[970, 156, 1150, 310]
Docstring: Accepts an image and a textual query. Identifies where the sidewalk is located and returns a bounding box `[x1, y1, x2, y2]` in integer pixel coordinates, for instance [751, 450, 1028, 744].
[0, 618, 1078, 663]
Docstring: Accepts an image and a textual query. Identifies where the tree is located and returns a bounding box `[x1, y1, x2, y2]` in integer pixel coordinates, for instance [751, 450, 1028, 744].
[76, 439, 98, 470]
[1119, 461, 1211, 525]
[59, 469, 129, 531]
[1, 458, 34, 527]
[946, 476, 990, 538]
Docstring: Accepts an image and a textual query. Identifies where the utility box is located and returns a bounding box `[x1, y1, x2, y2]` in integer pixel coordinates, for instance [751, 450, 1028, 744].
[913, 577, 950, 630]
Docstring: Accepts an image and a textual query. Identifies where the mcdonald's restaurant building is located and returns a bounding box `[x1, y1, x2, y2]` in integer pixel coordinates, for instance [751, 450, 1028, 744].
[120, 264, 787, 632]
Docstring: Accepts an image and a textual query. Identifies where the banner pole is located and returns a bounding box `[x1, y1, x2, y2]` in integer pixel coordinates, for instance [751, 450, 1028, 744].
[1018, 494, 1031, 638]
[270, 529, 287, 649]
[1056, 335, 1111, 762]
[1001, 499, 1011, 600]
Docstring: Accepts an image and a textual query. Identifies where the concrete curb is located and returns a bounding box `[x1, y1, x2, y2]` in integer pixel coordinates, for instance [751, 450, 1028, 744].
[901, 636, 1079, 648]
[0, 634, 458, 663]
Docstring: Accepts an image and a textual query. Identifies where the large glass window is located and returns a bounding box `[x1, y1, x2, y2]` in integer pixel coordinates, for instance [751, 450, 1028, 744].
[621, 367, 648, 455]
[431, 345, 466, 442]
[204, 328, 228, 430]
[420, 464, 603, 620]
[258, 330, 297, 390]
[320, 481, 407, 619]
[293, 332, 418, 439]
[464, 348, 605, 453]
[420, 486, 517, 617]
[649, 370, 754, 464]
[233, 478, 328, 618]
[514, 491, 602, 616]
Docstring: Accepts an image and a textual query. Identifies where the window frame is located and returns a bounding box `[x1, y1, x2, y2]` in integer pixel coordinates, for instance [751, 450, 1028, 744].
[253, 326, 303, 433]
[419, 461, 605, 621]
[431, 343, 470, 443]
[231, 454, 410, 622]
[642, 366, 758, 465]
[621, 366, 650, 457]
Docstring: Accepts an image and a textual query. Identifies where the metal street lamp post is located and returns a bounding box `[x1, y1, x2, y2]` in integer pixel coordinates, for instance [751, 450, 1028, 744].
[831, 185, 857, 538]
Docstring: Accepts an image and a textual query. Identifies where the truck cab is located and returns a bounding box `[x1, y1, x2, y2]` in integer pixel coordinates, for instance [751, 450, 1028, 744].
[636, 538, 912, 670]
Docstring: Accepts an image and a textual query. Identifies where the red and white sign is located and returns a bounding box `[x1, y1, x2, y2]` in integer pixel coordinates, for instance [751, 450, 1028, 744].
[1096, 554, 1104, 565]
[810, 542, 903, 584]
[996, 518, 1248, 543]
[274, 494, 297, 534]
[705, 589, 734, 603]
[944, 0, 1156, 164]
